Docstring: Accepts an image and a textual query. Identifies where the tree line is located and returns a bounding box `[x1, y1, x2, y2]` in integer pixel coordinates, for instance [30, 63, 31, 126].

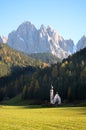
[0, 48, 86, 103]
[22, 48, 86, 102]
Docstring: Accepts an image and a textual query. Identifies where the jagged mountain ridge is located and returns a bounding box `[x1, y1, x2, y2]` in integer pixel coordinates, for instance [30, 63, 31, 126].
[77, 35, 86, 51]
[7, 21, 74, 59]
[0, 36, 7, 43]
[0, 36, 3, 43]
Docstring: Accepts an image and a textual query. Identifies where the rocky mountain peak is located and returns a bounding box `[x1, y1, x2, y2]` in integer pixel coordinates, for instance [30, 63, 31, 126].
[39, 24, 47, 37]
[0, 36, 3, 43]
[7, 21, 76, 59]
[0, 36, 7, 43]
[77, 35, 86, 51]
[17, 21, 37, 34]
[40, 24, 46, 30]
[64, 39, 74, 53]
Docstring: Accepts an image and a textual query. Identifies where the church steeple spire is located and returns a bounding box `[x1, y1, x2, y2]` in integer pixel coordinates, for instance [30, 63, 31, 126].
[50, 85, 61, 105]
[50, 84, 54, 104]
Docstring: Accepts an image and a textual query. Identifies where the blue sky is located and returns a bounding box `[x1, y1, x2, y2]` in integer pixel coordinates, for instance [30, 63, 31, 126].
[0, 0, 86, 44]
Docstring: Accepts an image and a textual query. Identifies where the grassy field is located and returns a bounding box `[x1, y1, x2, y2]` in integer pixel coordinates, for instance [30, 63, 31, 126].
[0, 105, 86, 130]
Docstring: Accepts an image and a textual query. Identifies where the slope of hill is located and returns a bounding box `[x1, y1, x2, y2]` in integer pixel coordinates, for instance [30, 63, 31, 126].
[30, 53, 61, 64]
[0, 43, 48, 77]
[0, 47, 86, 102]
[22, 47, 86, 101]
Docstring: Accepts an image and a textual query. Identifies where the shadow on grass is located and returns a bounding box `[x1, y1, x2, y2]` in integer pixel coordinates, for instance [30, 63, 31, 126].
[0, 99, 86, 109]
[0, 100, 63, 109]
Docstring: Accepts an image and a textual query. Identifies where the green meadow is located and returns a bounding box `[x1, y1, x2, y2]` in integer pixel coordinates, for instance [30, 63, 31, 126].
[0, 105, 86, 130]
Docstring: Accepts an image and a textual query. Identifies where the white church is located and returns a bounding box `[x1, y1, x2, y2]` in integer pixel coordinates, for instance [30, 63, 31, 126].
[50, 85, 61, 105]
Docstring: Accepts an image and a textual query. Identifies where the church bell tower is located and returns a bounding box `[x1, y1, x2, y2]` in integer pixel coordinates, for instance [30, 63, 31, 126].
[50, 85, 54, 104]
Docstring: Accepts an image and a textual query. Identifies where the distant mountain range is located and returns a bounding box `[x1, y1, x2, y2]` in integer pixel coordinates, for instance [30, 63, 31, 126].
[7, 22, 70, 59]
[0, 21, 86, 59]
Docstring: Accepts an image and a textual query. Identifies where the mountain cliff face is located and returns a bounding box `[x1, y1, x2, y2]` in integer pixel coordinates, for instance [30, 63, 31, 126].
[64, 39, 74, 53]
[1, 36, 8, 43]
[7, 21, 75, 59]
[77, 35, 86, 51]
[1, 22, 86, 58]
[0, 36, 7, 43]
[0, 36, 3, 43]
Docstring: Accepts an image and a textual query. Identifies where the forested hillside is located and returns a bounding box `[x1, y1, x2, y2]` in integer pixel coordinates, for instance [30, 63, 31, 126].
[22, 48, 86, 102]
[0, 47, 86, 102]
[0, 43, 48, 77]
[30, 53, 61, 64]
